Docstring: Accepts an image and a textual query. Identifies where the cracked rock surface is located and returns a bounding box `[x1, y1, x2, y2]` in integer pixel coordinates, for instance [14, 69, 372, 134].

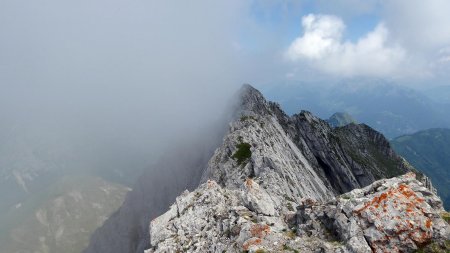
[87, 84, 445, 253]
[146, 85, 449, 252]
[147, 173, 449, 253]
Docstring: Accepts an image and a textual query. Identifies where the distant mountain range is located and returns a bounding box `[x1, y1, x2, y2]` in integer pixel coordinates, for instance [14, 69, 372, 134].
[264, 80, 450, 139]
[391, 128, 450, 210]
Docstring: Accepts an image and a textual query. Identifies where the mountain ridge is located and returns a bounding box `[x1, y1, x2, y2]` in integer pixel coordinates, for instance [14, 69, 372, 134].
[85, 84, 447, 253]
[146, 85, 449, 252]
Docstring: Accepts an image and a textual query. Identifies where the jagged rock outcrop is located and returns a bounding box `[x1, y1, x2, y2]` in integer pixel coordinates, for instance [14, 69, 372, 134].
[145, 85, 449, 252]
[295, 172, 449, 253]
[202, 84, 411, 199]
[87, 84, 440, 253]
[147, 173, 449, 253]
[146, 178, 340, 253]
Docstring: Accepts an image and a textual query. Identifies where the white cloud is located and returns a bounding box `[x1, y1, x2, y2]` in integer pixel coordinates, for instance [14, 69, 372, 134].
[383, 0, 450, 50]
[286, 14, 405, 77]
[286, 14, 345, 60]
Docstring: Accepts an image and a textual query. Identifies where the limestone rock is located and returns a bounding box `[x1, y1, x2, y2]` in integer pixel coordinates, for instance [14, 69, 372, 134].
[88, 84, 435, 253]
[148, 172, 449, 253]
[297, 172, 450, 253]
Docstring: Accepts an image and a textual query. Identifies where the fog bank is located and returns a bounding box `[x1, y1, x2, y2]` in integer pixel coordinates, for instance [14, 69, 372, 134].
[0, 0, 251, 182]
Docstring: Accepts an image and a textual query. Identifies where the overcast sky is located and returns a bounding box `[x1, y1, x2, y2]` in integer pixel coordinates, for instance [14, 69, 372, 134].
[2, 1, 450, 98]
[0, 0, 449, 174]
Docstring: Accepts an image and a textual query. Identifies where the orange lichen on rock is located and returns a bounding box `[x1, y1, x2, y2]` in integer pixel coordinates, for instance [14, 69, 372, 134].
[242, 238, 262, 250]
[398, 184, 416, 198]
[250, 224, 271, 238]
[355, 189, 394, 214]
[425, 219, 432, 228]
[354, 182, 434, 252]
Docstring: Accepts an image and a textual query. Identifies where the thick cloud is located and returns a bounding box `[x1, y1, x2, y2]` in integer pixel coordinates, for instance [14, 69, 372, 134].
[0, 0, 251, 180]
[286, 14, 405, 77]
[384, 0, 450, 50]
[382, 0, 450, 79]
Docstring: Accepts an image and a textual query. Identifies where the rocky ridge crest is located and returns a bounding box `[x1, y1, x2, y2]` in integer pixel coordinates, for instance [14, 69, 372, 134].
[146, 85, 449, 252]
[147, 173, 449, 252]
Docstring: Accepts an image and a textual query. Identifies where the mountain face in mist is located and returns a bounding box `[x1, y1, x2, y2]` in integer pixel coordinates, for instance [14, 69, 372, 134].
[146, 85, 449, 252]
[265, 80, 450, 139]
[0, 176, 128, 253]
[0, 124, 150, 253]
[83, 84, 449, 253]
[83, 128, 227, 253]
[0, 125, 149, 222]
[391, 128, 450, 210]
[326, 112, 357, 128]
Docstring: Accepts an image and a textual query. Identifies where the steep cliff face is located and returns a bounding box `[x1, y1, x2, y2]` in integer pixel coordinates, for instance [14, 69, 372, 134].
[200, 86, 334, 204]
[202, 85, 410, 196]
[85, 84, 429, 253]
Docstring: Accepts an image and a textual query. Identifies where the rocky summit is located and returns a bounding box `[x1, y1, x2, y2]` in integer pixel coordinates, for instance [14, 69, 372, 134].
[147, 172, 449, 253]
[87, 84, 449, 253]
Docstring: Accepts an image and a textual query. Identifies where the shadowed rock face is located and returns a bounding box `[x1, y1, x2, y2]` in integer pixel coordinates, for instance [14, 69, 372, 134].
[206, 85, 410, 194]
[85, 84, 419, 253]
[83, 138, 222, 253]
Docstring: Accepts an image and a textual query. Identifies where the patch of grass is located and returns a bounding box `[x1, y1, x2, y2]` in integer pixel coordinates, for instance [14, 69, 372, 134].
[282, 244, 299, 253]
[415, 240, 450, 253]
[441, 212, 450, 223]
[284, 194, 295, 202]
[287, 202, 294, 212]
[284, 229, 296, 239]
[232, 142, 252, 165]
[240, 115, 256, 122]
[329, 240, 344, 246]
